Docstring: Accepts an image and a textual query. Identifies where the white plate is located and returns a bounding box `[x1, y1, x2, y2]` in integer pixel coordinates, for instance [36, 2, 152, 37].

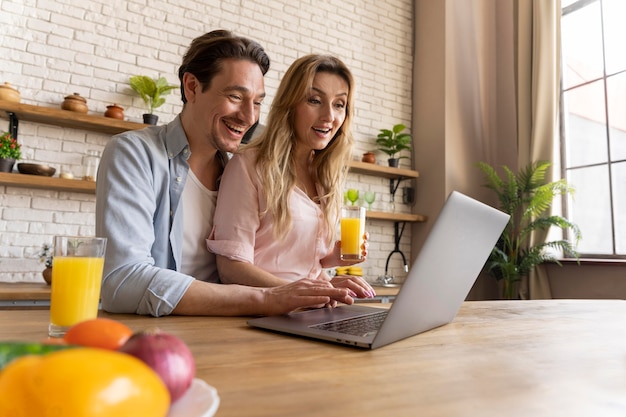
[168, 378, 220, 417]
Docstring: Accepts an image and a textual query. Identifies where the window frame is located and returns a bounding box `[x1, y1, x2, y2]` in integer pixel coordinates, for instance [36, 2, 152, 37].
[559, 0, 626, 259]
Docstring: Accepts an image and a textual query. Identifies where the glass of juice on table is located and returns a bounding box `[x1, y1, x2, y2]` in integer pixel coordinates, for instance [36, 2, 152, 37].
[340, 206, 366, 261]
[48, 236, 107, 337]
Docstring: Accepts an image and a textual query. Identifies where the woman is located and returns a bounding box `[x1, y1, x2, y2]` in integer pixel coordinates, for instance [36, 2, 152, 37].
[207, 54, 374, 299]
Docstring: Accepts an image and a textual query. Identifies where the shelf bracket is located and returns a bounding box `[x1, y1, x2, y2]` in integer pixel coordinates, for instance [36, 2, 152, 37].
[389, 176, 407, 201]
[384, 221, 409, 276]
[7, 112, 18, 140]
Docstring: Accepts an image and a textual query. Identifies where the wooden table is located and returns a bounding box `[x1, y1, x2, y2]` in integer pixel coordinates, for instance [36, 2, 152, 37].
[0, 281, 50, 308]
[1, 300, 626, 416]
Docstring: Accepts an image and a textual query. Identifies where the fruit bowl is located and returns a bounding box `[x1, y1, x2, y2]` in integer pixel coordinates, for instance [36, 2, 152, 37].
[17, 163, 56, 177]
[168, 379, 219, 417]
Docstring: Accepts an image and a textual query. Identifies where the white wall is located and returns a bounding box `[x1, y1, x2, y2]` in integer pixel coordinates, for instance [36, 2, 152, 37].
[0, 0, 415, 282]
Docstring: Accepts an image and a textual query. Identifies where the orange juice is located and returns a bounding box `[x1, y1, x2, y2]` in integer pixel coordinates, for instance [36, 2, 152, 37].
[50, 257, 104, 328]
[341, 217, 362, 256]
[340, 212, 365, 260]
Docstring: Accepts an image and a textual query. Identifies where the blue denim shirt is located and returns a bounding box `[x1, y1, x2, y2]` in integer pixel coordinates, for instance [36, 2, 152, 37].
[95, 115, 222, 316]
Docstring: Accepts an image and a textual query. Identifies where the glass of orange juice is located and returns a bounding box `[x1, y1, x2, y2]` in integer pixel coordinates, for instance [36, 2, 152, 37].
[48, 236, 107, 337]
[340, 206, 366, 261]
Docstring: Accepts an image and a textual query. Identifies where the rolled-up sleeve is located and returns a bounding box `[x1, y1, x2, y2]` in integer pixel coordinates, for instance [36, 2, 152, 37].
[207, 152, 260, 264]
[96, 119, 196, 317]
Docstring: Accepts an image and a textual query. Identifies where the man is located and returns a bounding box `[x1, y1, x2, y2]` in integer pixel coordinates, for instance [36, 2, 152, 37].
[96, 30, 354, 317]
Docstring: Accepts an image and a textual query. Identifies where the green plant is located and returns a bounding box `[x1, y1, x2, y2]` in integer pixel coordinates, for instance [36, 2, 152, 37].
[477, 160, 582, 299]
[0, 131, 21, 160]
[375, 123, 412, 160]
[129, 75, 178, 114]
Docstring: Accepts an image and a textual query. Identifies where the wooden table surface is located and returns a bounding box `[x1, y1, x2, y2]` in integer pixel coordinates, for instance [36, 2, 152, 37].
[1, 299, 626, 417]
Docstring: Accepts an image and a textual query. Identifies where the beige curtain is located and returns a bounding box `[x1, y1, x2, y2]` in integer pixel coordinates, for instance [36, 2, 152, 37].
[514, 0, 561, 299]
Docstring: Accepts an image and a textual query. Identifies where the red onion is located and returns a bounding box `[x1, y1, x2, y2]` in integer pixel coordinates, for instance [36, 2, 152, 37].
[118, 329, 195, 402]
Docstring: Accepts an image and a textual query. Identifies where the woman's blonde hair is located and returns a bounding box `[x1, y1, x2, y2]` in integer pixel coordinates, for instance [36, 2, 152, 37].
[244, 54, 355, 242]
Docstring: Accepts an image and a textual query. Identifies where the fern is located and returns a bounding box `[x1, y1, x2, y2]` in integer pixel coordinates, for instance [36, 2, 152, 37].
[477, 161, 581, 299]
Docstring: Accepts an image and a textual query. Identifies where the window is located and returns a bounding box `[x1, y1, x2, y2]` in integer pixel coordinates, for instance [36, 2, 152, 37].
[560, 0, 626, 257]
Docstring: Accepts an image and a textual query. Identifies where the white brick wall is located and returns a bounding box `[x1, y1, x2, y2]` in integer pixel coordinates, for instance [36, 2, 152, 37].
[0, 0, 414, 283]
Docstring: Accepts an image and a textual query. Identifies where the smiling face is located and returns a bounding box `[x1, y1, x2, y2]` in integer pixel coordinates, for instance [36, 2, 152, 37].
[182, 58, 266, 154]
[292, 72, 349, 154]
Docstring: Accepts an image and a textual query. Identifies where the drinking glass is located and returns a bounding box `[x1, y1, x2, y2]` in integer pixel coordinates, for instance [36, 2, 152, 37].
[48, 236, 107, 337]
[363, 191, 376, 210]
[340, 206, 366, 261]
[346, 188, 359, 206]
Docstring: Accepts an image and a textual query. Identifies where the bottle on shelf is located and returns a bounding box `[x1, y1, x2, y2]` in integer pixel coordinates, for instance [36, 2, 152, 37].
[83, 150, 101, 181]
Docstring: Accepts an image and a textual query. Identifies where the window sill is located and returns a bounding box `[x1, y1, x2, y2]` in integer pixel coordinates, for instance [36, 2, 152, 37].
[556, 258, 626, 267]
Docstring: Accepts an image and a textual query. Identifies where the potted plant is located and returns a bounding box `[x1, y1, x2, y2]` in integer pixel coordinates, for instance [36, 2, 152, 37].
[376, 123, 412, 167]
[39, 243, 53, 285]
[129, 75, 179, 125]
[477, 160, 582, 299]
[0, 131, 22, 173]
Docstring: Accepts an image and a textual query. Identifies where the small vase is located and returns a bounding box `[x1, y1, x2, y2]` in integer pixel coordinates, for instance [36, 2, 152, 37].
[61, 93, 88, 113]
[0, 82, 20, 102]
[143, 113, 158, 125]
[104, 104, 124, 120]
[362, 152, 376, 164]
[42, 266, 52, 285]
[0, 158, 16, 173]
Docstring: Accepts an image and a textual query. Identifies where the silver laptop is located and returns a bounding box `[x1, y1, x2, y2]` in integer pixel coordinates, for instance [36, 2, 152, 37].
[247, 191, 510, 349]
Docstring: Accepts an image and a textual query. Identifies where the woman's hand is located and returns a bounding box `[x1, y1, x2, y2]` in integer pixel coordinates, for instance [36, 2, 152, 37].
[329, 274, 376, 299]
[320, 232, 369, 268]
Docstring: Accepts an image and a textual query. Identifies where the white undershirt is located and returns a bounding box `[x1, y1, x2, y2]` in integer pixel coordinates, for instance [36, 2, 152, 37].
[181, 169, 218, 282]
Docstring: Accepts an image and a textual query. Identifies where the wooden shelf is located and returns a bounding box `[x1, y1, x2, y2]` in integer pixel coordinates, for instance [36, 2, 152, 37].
[0, 173, 426, 222]
[348, 161, 424, 222]
[0, 170, 427, 221]
[0, 172, 95, 193]
[366, 210, 425, 222]
[0, 99, 147, 135]
[348, 160, 419, 179]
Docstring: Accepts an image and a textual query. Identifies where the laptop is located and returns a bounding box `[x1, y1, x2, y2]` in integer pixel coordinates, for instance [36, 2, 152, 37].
[247, 191, 510, 349]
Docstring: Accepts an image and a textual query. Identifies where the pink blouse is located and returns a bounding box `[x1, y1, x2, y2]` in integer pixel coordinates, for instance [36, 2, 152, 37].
[207, 148, 333, 282]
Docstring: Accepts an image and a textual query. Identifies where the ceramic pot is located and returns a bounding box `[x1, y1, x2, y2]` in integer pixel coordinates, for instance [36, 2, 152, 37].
[388, 158, 399, 168]
[362, 152, 376, 164]
[0, 82, 20, 103]
[0, 158, 16, 173]
[61, 93, 88, 113]
[42, 267, 52, 285]
[104, 104, 124, 119]
[143, 113, 158, 125]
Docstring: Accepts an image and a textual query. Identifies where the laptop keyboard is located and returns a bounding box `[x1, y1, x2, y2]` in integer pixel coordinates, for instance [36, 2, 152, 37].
[310, 310, 388, 337]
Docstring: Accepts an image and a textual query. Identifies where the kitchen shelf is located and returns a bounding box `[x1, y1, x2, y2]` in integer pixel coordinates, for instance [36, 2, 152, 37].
[0, 99, 147, 135]
[0, 173, 426, 222]
[347, 160, 419, 179]
[365, 210, 425, 222]
[0, 173, 426, 221]
[0, 172, 95, 194]
[347, 161, 424, 223]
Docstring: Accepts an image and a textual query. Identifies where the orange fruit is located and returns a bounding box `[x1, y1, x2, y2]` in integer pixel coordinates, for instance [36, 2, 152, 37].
[63, 318, 133, 350]
[0, 348, 170, 417]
